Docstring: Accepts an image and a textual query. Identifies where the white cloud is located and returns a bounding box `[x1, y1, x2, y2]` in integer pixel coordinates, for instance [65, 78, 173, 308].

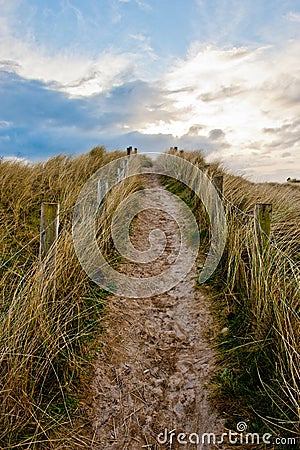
[0, 25, 138, 97]
[136, 41, 300, 180]
[0, 0, 157, 97]
[117, 0, 151, 10]
[286, 11, 300, 23]
[0, 1, 299, 181]
[2, 155, 29, 164]
[0, 120, 12, 128]
[129, 33, 158, 61]
[0, 0, 137, 96]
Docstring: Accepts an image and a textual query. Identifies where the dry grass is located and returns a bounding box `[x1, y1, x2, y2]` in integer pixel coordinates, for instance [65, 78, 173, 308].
[1, 146, 298, 446]
[217, 174, 299, 434]
[0, 147, 140, 448]
[166, 149, 299, 439]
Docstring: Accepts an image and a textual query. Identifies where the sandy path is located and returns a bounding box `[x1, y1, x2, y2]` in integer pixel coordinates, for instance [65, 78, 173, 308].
[91, 173, 225, 449]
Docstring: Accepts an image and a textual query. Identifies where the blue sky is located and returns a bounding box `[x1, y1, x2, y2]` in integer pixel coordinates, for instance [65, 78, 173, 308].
[0, 0, 300, 181]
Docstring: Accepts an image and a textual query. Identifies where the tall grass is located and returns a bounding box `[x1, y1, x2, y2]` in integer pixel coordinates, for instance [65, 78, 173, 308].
[217, 174, 299, 435]
[165, 150, 299, 440]
[0, 147, 140, 448]
[1, 146, 298, 446]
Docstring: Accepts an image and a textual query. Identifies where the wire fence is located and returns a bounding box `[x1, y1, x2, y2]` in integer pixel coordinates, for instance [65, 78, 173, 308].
[0, 158, 299, 275]
[0, 157, 131, 271]
[218, 190, 300, 271]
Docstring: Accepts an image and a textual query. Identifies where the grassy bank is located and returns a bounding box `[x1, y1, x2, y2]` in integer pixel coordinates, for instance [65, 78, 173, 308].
[164, 149, 299, 444]
[0, 147, 139, 448]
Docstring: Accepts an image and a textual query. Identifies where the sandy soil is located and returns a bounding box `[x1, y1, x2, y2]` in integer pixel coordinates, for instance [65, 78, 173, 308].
[90, 173, 226, 449]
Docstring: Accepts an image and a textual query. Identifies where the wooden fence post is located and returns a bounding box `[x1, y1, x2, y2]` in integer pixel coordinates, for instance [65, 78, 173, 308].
[254, 203, 272, 254]
[40, 202, 60, 262]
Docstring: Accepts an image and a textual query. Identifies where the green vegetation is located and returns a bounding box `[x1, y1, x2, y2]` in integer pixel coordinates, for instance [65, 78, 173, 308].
[0, 146, 298, 447]
[164, 149, 300, 443]
[0, 147, 139, 448]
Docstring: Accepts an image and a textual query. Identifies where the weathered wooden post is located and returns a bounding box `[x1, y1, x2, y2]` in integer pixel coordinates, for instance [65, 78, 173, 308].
[40, 202, 60, 262]
[254, 203, 272, 254]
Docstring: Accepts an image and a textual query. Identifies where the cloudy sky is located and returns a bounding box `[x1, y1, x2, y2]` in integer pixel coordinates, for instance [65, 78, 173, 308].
[0, 0, 300, 181]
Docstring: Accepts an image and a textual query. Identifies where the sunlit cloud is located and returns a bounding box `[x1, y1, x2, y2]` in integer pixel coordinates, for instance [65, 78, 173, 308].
[0, 32, 139, 97]
[0, 0, 149, 97]
[135, 40, 300, 180]
[0, 0, 299, 181]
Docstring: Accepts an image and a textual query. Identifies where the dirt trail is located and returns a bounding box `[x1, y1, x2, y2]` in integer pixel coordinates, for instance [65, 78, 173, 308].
[91, 173, 226, 449]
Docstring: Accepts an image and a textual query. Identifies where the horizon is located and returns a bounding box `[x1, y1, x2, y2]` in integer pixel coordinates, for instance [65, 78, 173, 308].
[0, 0, 300, 183]
[3, 148, 299, 186]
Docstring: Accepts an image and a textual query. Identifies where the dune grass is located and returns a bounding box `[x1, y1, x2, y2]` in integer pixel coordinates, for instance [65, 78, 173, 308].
[164, 149, 299, 442]
[1, 146, 298, 447]
[0, 147, 140, 448]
